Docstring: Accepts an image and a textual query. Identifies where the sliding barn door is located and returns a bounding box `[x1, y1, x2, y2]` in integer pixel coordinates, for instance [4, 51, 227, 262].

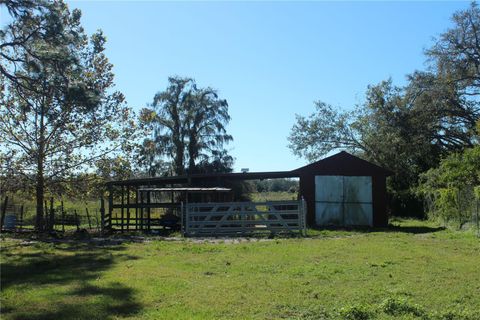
[314, 175, 373, 226]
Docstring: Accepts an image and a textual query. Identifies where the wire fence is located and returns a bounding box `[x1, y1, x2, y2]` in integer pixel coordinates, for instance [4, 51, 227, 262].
[1, 196, 103, 233]
[423, 186, 480, 235]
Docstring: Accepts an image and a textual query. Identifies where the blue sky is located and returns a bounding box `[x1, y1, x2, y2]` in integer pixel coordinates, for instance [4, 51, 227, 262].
[2, 1, 470, 172]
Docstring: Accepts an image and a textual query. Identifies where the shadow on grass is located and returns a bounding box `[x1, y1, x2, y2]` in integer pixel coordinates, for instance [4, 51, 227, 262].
[309, 224, 445, 235]
[383, 224, 446, 234]
[1, 241, 142, 320]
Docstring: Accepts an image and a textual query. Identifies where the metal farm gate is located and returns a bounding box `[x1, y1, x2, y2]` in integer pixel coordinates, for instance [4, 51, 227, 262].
[184, 200, 307, 236]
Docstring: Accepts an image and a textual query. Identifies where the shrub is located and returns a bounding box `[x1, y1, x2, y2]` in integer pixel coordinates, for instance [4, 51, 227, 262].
[339, 304, 375, 320]
[380, 297, 426, 318]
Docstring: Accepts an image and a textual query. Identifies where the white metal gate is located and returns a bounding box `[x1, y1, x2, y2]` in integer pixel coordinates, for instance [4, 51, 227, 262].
[184, 200, 307, 236]
[315, 175, 373, 226]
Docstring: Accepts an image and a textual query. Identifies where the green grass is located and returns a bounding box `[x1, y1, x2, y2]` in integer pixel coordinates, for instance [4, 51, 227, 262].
[1, 219, 479, 320]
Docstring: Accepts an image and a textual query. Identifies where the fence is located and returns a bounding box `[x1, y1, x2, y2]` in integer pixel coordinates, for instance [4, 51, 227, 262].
[0, 196, 103, 233]
[0, 197, 26, 231]
[184, 200, 307, 237]
[2, 196, 307, 237]
[423, 186, 480, 235]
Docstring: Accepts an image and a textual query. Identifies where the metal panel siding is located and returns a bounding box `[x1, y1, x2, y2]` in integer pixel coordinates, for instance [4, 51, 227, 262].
[344, 203, 373, 226]
[344, 176, 373, 226]
[315, 176, 343, 202]
[314, 176, 343, 225]
[344, 176, 372, 203]
[314, 175, 373, 226]
[315, 203, 343, 225]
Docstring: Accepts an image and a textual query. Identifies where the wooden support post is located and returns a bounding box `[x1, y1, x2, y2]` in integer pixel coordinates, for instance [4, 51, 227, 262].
[108, 185, 113, 231]
[121, 186, 125, 231]
[126, 186, 130, 231]
[100, 198, 105, 232]
[1, 196, 8, 231]
[135, 189, 138, 230]
[140, 191, 144, 231]
[147, 190, 151, 231]
[61, 200, 65, 233]
[85, 207, 92, 229]
[49, 197, 54, 231]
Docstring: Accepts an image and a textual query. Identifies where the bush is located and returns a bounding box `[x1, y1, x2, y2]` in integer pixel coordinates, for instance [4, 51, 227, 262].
[418, 146, 480, 227]
[339, 304, 375, 320]
[380, 297, 425, 318]
[435, 309, 477, 320]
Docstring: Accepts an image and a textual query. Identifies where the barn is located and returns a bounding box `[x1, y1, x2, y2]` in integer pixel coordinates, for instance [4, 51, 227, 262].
[104, 151, 391, 234]
[294, 151, 391, 227]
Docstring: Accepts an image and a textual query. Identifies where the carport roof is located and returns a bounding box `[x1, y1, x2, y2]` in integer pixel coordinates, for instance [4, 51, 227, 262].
[106, 151, 392, 187]
[106, 170, 298, 186]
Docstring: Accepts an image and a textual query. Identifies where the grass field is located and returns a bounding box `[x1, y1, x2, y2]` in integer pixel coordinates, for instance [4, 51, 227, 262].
[1, 219, 479, 320]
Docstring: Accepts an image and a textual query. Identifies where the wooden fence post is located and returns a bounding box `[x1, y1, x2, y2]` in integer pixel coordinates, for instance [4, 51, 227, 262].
[49, 197, 54, 231]
[147, 190, 151, 232]
[121, 186, 125, 232]
[108, 185, 114, 231]
[61, 200, 65, 233]
[0, 196, 8, 231]
[126, 186, 130, 231]
[74, 210, 80, 231]
[135, 189, 139, 230]
[100, 197, 105, 233]
[85, 207, 92, 229]
[140, 191, 144, 231]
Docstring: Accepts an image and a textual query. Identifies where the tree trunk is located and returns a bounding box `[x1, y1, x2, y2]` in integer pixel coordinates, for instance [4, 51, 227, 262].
[174, 140, 184, 176]
[35, 161, 45, 231]
[35, 101, 46, 232]
[188, 148, 195, 174]
[188, 133, 197, 174]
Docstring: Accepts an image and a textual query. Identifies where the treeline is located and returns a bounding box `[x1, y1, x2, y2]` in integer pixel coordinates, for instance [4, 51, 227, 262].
[1, 1, 479, 230]
[252, 179, 298, 193]
[288, 3, 480, 225]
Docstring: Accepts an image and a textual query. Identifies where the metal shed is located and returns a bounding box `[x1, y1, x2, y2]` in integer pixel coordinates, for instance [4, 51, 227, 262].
[293, 151, 392, 227]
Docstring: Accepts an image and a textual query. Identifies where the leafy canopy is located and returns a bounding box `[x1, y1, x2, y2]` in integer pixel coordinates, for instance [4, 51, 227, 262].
[288, 2, 480, 216]
[141, 76, 233, 176]
[0, 0, 136, 229]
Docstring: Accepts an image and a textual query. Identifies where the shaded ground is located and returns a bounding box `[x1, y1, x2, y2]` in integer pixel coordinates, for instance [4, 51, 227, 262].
[1, 241, 141, 320]
[1, 219, 479, 320]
